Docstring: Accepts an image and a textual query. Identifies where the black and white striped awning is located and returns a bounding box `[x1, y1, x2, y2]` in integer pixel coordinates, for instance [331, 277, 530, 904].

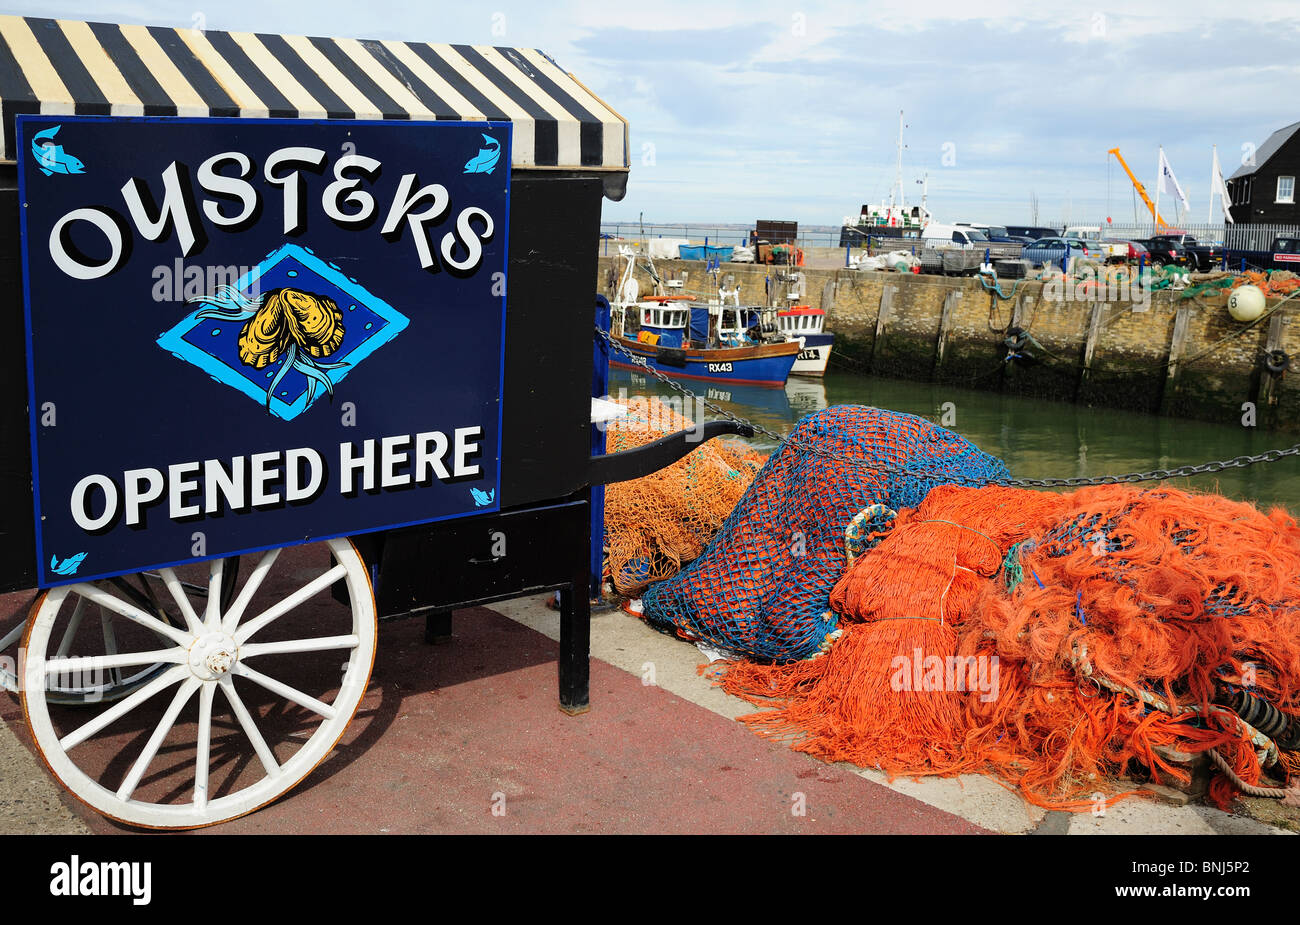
[0, 14, 629, 174]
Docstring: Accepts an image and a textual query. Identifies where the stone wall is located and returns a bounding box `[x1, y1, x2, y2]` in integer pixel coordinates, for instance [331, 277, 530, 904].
[595, 256, 1300, 431]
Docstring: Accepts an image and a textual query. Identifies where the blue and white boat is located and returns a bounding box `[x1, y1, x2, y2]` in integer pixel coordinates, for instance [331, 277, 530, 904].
[611, 296, 799, 388]
[777, 306, 834, 377]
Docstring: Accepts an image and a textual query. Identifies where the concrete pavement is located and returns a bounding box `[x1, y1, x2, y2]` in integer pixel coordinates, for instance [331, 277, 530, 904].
[0, 589, 1288, 834]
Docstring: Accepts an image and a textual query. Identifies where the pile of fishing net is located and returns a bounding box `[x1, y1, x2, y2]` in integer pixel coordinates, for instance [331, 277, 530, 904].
[638, 405, 1300, 808]
[603, 398, 767, 595]
[641, 406, 1008, 660]
[1236, 269, 1300, 297]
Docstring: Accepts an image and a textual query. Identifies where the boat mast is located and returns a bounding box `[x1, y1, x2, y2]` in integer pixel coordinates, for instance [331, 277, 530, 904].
[894, 109, 905, 220]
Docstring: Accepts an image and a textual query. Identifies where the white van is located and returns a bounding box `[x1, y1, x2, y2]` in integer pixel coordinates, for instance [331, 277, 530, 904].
[922, 223, 989, 249]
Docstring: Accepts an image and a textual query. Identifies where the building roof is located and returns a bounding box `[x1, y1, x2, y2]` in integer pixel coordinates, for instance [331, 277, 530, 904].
[1229, 120, 1300, 180]
[0, 14, 629, 171]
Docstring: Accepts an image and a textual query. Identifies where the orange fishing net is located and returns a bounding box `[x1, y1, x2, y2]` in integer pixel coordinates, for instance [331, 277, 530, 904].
[717, 483, 1300, 810]
[1235, 270, 1300, 296]
[603, 398, 766, 595]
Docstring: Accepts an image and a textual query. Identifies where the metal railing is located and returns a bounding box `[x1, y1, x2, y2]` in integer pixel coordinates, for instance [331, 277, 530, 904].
[599, 221, 848, 253]
[602, 220, 1300, 262]
[1037, 220, 1300, 252]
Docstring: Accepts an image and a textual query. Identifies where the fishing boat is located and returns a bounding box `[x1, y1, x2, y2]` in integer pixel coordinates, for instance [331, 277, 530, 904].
[777, 305, 834, 377]
[611, 297, 799, 387]
[609, 249, 798, 388]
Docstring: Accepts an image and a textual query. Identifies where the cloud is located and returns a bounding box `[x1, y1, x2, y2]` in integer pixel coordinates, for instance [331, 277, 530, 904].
[11, 0, 1298, 225]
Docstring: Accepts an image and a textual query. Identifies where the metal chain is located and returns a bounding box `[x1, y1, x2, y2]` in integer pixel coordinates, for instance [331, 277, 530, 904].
[597, 325, 1300, 488]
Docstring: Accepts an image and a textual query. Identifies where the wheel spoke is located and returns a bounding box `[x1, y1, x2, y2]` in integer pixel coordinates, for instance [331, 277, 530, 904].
[0, 619, 26, 651]
[72, 583, 192, 648]
[158, 568, 204, 636]
[234, 563, 347, 644]
[58, 665, 188, 751]
[233, 662, 337, 720]
[221, 549, 280, 634]
[195, 684, 214, 810]
[204, 559, 225, 631]
[46, 648, 184, 676]
[116, 678, 200, 801]
[218, 676, 281, 777]
[55, 597, 87, 658]
[99, 606, 122, 687]
[240, 635, 359, 658]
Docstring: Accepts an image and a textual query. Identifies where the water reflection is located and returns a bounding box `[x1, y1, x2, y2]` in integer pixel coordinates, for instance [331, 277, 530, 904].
[607, 367, 1300, 510]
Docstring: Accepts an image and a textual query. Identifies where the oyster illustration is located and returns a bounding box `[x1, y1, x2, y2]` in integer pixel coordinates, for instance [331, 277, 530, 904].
[278, 288, 345, 358]
[191, 283, 350, 413]
[238, 288, 344, 368]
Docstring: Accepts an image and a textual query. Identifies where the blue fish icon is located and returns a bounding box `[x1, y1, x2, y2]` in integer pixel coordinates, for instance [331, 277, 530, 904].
[31, 126, 85, 177]
[471, 487, 494, 507]
[463, 134, 501, 174]
[50, 552, 87, 576]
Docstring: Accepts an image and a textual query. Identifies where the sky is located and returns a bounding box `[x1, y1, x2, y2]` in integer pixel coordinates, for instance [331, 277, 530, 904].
[11, 1, 1300, 228]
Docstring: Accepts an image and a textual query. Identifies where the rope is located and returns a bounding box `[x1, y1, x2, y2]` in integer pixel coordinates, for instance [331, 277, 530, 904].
[977, 269, 1020, 300]
[1206, 748, 1289, 799]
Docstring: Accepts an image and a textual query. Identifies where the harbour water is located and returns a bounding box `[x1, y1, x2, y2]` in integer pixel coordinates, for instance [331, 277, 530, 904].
[609, 366, 1300, 511]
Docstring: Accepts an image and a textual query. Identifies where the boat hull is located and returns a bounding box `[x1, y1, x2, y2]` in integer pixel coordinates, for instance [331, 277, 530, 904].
[791, 333, 834, 377]
[610, 337, 799, 388]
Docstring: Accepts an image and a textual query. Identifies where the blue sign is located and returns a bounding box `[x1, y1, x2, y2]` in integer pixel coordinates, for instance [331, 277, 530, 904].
[18, 115, 511, 586]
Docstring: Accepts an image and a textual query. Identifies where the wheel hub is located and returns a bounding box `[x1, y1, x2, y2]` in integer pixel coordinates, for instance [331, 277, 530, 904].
[188, 632, 239, 681]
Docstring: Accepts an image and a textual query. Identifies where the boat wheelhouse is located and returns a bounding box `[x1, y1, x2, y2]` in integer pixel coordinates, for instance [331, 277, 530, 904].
[777, 306, 834, 377]
[637, 298, 694, 348]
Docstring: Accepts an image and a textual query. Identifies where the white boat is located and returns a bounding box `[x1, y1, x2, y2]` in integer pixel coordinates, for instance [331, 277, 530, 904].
[839, 110, 933, 244]
[777, 305, 833, 377]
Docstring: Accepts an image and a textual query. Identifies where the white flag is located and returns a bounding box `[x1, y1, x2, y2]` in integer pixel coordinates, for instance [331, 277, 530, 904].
[1211, 146, 1235, 224]
[1158, 148, 1190, 213]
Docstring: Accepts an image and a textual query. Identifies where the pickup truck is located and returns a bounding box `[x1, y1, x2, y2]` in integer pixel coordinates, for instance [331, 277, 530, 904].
[1147, 234, 1222, 271]
[1064, 227, 1127, 261]
[1222, 236, 1300, 272]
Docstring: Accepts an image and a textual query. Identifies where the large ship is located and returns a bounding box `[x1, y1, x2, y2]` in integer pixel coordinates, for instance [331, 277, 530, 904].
[838, 110, 933, 246]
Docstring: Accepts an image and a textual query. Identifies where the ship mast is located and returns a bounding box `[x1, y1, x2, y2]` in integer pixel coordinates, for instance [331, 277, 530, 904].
[894, 110, 905, 219]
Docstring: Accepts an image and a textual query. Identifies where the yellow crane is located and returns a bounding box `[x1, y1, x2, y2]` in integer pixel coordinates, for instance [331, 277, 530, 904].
[1108, 147, 1169, 229]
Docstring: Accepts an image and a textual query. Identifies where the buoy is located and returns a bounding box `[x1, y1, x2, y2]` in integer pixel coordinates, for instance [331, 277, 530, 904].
[1228, 284, 1267, 322]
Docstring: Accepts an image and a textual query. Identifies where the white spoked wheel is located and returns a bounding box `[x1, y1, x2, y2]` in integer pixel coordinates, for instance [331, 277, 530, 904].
[21, 538, 376, 830]
[0, 592, 40, 695]
[1, 572, 190, 703]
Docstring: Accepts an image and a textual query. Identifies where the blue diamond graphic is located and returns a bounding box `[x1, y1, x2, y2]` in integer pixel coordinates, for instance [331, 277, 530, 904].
[157, 244, 408, 420]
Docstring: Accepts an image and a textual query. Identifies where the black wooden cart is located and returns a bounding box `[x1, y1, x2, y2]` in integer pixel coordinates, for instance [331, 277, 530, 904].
[0, 15, 745, 829]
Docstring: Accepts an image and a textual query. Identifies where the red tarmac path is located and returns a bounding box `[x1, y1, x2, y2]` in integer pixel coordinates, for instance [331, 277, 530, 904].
[1, 603, 987, 835]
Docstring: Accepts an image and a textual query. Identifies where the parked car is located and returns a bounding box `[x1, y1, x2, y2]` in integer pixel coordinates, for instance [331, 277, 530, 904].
[1006, 225, 1060, 243]
[921, 223, 990, 249]
[1221, 235, 1300, 272]
[1149, 233, 1221, 271]
[1139, 236, 1190, 268]
[1101, 238, 1148, 262]
[1020, 237, 1078, 267]
[956, 222, 1020, 243]
[1064, 226, 1126, 261]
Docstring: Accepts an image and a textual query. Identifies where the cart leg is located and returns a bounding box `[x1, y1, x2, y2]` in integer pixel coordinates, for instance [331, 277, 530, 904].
[558, 579, 590, 715]
[423, 609, 453, 644]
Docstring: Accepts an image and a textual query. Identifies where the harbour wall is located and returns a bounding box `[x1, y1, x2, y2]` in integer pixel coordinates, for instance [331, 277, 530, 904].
[596, 256, 1300, 432]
